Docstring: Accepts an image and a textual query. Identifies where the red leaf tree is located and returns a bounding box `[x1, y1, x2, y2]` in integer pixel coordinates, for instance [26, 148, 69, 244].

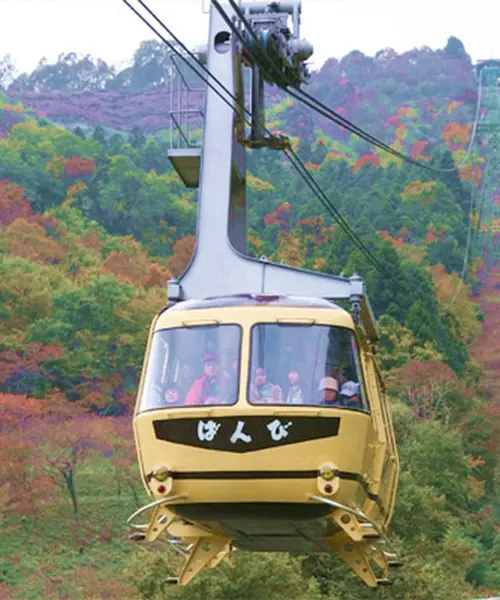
[63, 156, 95, 178]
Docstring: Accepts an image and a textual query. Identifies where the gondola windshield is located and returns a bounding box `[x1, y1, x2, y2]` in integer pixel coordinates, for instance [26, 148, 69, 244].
[137, 321, 368, 412]
[249, 323, 368, 410]
[138, 324, 242, 411]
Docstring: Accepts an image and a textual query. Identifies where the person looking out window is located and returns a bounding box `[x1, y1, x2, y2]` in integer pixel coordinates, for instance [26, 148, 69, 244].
[317, 376, 341, 406]
[185, 353, 222, 405]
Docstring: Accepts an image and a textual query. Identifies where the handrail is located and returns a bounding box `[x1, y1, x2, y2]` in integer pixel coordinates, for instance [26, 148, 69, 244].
[127, 494, 187, 527]
[309, 494, 399, 556]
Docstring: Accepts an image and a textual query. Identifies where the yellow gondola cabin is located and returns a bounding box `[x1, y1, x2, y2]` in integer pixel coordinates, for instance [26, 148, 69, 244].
[130, 295, 400, 587]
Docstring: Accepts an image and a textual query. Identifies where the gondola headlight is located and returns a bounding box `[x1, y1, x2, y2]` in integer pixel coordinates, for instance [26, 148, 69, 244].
[152, 466, 171, 482]
[148, 465, 173, 496]
[320, 467, 336, 481]
[317, 462, 340, 496]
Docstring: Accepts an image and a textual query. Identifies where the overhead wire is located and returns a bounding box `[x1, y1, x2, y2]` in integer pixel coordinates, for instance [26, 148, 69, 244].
[446, 168, 477, 307]
[446, 81, 497, 307]
[473, 158, 490, 246]
[214, 0, 431, 169]
[214, 0, 490, 294]
[484, 133, 500, 264]
[121, 0, 390, 275]
[218, 0, 483, 175]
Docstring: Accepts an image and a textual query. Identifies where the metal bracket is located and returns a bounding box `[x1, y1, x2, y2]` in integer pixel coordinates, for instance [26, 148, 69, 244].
[309, 494, 398, 556]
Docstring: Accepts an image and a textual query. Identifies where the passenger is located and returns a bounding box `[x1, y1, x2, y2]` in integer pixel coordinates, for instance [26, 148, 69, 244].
[286, 369, 303, 404]
[250, 367, 283, 403]
[222, 350, 239, 404]
[331, 367, 346, 388]
[178, 363, 195, 400]
[163, 384, 183, 407]
[317, 376, 342, 406]
[339, 381, 363, 409]
[185, 353, 222, 405]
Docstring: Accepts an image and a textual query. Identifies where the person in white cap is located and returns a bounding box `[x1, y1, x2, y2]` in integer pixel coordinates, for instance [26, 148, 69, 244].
[317, 376, 342, 406]
[339, 381, 362, 409]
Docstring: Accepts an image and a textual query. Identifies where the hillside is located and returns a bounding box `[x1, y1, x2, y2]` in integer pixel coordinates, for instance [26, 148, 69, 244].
[1, 37, 500, 599]
[2, 39, 476, 139]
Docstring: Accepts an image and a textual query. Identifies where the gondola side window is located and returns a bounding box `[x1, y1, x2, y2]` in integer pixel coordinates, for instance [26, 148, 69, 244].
[138, 324, 242, 411]
[248, 323, 369, 411]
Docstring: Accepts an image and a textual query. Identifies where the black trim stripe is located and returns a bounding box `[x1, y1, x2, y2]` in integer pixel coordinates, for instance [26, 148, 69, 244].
[172, 470, 318, 480]
[168, 469, 386, 517]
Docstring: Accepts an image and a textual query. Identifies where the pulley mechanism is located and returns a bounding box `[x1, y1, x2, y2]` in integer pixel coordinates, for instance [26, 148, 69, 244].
[238, 0, 314, 88]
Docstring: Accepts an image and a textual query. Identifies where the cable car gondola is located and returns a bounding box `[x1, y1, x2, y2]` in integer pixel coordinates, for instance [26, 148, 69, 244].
[126, 0, 401, 589]
[130, 294, 400, 587]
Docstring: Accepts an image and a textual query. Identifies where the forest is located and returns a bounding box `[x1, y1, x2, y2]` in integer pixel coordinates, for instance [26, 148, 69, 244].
[1, 34, 500, 599]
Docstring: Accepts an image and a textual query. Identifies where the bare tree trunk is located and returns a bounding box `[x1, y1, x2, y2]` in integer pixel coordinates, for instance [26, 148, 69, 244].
[129, 480, 140, 509]
[115, 466, 122, 497]
[64, 470, 79, 517]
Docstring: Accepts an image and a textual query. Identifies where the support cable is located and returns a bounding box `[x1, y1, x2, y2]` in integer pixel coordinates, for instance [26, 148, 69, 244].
[215, 0, 432, 169]
[218, 0, 483, 175]
[447, 160, 478, 307]
[121, 0, 390, 275]
[473, 159, 491, 247]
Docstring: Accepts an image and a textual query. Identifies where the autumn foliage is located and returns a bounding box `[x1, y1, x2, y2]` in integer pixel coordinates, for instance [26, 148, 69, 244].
[442, 121, 471, 145]
[4, 218, 67, 264]
[391, 358, 460, 422]
[63, 156, 95, 177]
[165, 235, 195, 275]
[0, 343, 64, 389]
[264, 202, 293, 230]
[0, 181, 59, 232]
[352, 153, 381, 172]
[410, 140, 430, 160]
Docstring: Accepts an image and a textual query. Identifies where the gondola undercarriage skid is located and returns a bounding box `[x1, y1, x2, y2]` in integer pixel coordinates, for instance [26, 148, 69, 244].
[128, 494, 403, 588]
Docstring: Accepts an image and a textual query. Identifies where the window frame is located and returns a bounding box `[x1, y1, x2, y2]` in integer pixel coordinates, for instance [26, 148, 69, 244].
[137, 322, 244, 412]
[348, 332, 371, 412]
[247, 321, 370, 411]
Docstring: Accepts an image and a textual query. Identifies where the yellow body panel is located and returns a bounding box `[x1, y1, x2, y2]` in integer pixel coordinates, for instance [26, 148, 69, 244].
[135, 408, 371, 502]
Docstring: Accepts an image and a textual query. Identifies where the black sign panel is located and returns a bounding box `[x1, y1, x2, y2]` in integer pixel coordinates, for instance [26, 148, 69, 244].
[153, 415, 341, 453]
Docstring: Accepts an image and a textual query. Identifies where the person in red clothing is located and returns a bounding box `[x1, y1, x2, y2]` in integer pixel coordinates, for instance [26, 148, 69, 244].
[185, 353, 223, 405]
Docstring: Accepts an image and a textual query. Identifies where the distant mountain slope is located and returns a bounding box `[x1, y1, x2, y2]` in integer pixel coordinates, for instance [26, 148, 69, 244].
[0, 74, 482, 397]
[2, 41, 477, 141]
[7, 88, 202, 132]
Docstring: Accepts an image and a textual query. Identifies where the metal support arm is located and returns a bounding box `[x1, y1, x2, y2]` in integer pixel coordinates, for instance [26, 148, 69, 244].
[167, 1, 378, 341]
